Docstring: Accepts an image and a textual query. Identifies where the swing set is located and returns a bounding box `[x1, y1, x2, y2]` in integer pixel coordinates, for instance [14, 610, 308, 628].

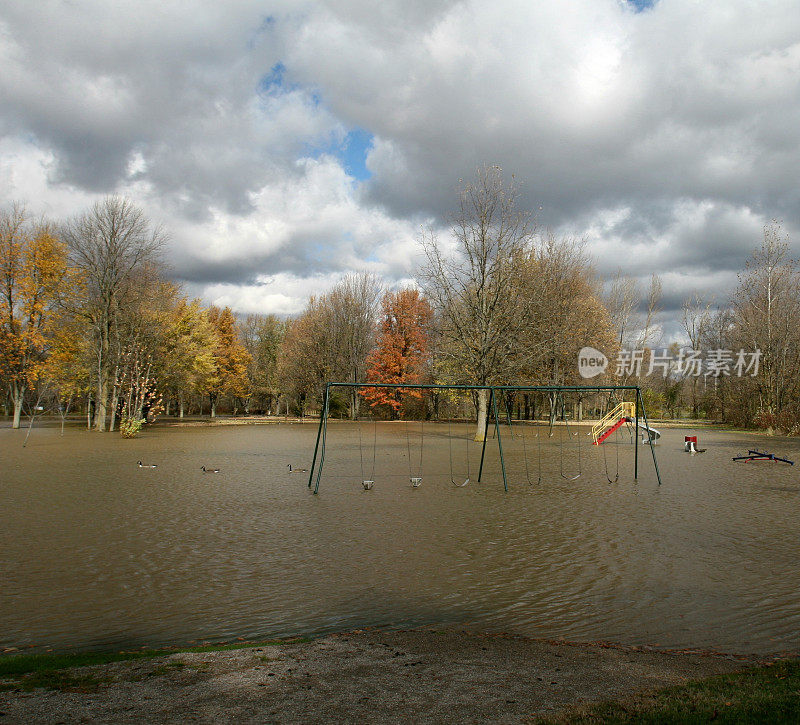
[307, 383, 662, 494]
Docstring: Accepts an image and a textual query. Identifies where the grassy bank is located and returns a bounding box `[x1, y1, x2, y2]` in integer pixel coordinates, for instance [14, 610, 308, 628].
[3, 638, 798, 722]
[538, 658, 800, 724]
[0, 637, 312, 692]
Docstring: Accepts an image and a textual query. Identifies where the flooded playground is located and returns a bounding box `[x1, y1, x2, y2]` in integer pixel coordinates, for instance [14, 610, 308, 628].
[2, 421, 799, 655]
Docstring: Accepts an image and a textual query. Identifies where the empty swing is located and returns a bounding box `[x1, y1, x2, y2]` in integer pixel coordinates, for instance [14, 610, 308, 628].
[405, 418, 424, 487]
[448, 415, 470, 487]
[358, 416, 377, 489]
[558, 393, 582, 481]
[507, 396, 539, 485]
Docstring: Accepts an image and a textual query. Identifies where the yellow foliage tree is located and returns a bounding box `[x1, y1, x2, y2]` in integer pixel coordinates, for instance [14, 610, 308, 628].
[206, 306, 251, 417]
[0, 205, 68, 428]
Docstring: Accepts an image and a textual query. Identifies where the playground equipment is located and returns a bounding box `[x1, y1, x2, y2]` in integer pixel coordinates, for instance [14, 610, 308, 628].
[405, 419, 424, 487]
[592, 402, 635, 444]
[684, 436, 706, 453]
[306, 383, 662, 493]
[557, 394, 582, 480]
[448, 414, 471, 487]
[733, 449, 794, 465]
[592, 402, 661, 445]
[358, 416, 377, 489]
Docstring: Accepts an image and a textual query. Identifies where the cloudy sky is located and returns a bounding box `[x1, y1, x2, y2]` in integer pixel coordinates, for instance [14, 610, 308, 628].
[1, 0, 799, 334]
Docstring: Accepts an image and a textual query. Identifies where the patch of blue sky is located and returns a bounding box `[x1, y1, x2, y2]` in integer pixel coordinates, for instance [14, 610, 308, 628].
[257, 63, 320, 109]
[258, 62, 297, 95]
[259, 62, 373, 180]
[303, 127, 374, 182]
[626, 0, 657, 11]
[340, 128, 373, 181]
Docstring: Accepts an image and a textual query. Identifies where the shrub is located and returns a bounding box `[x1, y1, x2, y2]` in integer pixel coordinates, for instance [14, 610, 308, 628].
[119, 417, 145, 438]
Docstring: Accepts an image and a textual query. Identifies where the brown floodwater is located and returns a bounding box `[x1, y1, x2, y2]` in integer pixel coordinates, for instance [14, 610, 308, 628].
[1, 421, 799, 655]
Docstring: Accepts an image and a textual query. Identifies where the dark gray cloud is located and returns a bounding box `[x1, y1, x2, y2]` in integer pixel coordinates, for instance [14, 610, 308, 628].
[1, 0, 799, 323]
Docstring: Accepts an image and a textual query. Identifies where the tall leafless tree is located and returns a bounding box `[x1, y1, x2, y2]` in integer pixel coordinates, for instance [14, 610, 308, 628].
[61, 197, 164, 431]
[729, 223, 800, 425]
[681, 293, 712, 417]
[420, 165, 535, 440]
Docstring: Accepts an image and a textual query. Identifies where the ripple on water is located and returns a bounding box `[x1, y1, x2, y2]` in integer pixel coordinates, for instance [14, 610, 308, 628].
[1, 423, 799, 654]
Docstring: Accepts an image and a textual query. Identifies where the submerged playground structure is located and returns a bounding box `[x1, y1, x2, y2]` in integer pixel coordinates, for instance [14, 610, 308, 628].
[307, 384, 662, 493]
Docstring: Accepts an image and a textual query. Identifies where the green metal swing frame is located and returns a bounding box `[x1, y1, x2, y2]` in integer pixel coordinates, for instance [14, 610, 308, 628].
[307, 383, 662, 493]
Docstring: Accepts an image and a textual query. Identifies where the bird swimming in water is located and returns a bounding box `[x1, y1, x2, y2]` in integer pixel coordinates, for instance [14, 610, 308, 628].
[411, 477, 422, 488]
[287, 464, 308, 473]
[137, 461, 157, 468]
[362, 480, 374, 490]
[201, 466, 220, 473]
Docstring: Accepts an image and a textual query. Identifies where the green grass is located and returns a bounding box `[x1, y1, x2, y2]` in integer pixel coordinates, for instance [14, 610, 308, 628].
[0, 636, 314, 690]
[0, 650, 166, 678]
[536, 658, 800, 724]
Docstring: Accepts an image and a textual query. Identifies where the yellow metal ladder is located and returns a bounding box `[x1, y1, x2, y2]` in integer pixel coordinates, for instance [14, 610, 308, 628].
[592, 401, 635, 444]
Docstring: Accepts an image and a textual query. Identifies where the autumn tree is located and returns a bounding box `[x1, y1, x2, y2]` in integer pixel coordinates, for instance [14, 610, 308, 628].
[362, 288, 433, 417]
[0, 205, 68, 428]
[278, 274, 380, 417]
[160, 298, 216, 417]
[240, 313, 285, 414]
[44, 309, 93, 431]
[516, 235, 616, 386]
[61, 196, 164, 431]
[421, 165, 535, 440]
[206, 306, 250, 417]
[278, 298, 334, 416]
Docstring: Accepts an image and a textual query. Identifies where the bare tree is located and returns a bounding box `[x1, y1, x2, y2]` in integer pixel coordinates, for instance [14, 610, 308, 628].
[278, 273, 380, 418]
[61, 197, 164, 431]
[639, 274, 663, 349]
[681, 293, 712, 417]
[420, 165, 535, 440]
[729, 223, 800, 426]
[605, 272, 640, 349]
[328, 272, 381, 418]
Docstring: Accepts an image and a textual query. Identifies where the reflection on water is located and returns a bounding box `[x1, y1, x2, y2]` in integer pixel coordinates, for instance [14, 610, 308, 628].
[1, 422, 799, 654]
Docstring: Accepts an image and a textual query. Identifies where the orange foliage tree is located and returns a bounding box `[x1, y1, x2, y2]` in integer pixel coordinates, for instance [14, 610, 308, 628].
[362, 288, 433, 417]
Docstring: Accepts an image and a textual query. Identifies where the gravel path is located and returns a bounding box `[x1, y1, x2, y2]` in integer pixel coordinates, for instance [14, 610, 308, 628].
[0, 629, 767, 724]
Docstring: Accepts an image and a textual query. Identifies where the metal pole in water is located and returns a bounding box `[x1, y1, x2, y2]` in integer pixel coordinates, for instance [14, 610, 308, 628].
[491, 387, 508, 492]
[478, 386, 492, 482]
[312, 385, 331, 494]
[637, 387, 662, 486]
[308, 384, 328, 489]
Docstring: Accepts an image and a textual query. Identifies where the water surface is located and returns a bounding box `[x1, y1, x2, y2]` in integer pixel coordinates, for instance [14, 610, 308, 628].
[1, 421, 798, 654]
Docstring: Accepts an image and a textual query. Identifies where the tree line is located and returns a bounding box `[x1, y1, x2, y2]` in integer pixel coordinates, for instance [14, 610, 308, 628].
[0, 198, 253, 434]
[2, 167, 798, 435]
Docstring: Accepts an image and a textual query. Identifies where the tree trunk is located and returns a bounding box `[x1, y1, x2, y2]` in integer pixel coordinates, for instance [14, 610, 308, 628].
[95, 373, 108, 431]
[94, 325, 110, 432]
[11, 384, 23, 429]
[109, 384, 119, 433]
[179, 394, 185, 419]
[474, 388, 488, 441]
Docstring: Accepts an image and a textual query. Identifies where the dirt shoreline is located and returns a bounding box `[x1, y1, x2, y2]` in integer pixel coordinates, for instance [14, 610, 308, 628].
[0, 628, 776, 724]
